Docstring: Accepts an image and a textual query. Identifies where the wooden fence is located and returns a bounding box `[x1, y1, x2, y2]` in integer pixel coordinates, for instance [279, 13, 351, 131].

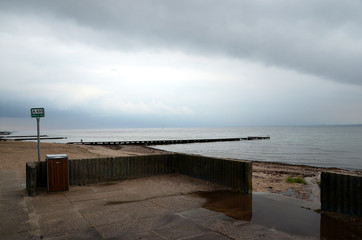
[321, 172, 362, 216]
[26, 153, 252, 196]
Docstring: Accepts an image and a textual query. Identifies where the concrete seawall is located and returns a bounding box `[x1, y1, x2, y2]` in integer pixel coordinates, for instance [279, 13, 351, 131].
[26, 153, 252, 196]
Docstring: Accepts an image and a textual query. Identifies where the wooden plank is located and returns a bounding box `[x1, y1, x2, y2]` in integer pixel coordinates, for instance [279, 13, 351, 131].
[47, 158, 68, 191]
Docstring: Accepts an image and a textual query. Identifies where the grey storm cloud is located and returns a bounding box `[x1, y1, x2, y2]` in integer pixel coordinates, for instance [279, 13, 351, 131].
[1, 0, 362, 129]
[3, 0, 362, 86]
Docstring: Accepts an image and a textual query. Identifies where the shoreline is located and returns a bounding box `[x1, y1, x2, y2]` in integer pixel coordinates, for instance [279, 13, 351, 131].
[1, 140, 361, 202]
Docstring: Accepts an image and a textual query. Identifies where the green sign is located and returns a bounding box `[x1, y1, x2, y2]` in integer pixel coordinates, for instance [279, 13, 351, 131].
[31, 108, 45, 118]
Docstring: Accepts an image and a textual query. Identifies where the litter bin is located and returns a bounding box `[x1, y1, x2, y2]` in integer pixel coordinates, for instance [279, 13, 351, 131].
[46, 154, 69, 192]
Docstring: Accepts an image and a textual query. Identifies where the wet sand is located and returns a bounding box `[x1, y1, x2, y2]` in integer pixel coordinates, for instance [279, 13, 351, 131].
[252, 161, 362, 202]
[1, 140, 361, 202]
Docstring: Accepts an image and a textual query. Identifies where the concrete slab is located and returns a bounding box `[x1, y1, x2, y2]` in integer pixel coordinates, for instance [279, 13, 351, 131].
[26, 191, 69, 208]
[78, 204, 131, 226]
[28, 202, 74, 214]
[90, 182, 127, 193]
[94, 218, 148, 239]
[152, 214, 214, 240]
[213, 221, 296, 240]
[71, 198, 108, 211]
[178, 207, 222, 220]
[0, 197, 27, 210]
[92, 214, 174, 239]
[3, 169, 362, 239]
[0, 231, 31, 240]
[149, 195, 206, 213]
[0, 170, 31, 239]
[100, 191, 144, 204]
[109, 201, 169, 224]
[185, 232, 231, 240]
[64, 185, 143, 203]
[36, 207, 83, 226]
[39, 217, 91, 236]
[64, 186, 96, 195]
[112, 230, 166, 240]
[40, 227, 102, 240]
[0, 208, 30, 235]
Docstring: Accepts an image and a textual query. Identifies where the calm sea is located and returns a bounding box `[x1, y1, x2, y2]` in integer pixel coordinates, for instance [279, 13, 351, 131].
[14, 125, 362, 171]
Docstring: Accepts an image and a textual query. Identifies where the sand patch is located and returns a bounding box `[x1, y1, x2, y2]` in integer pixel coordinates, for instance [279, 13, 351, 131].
[0, 141, 166, 171]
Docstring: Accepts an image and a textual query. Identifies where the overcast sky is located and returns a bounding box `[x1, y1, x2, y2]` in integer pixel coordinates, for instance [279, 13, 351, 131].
[1, 0, 362, 130]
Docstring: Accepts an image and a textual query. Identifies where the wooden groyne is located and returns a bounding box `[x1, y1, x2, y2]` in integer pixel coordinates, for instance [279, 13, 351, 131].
[67, 136, 270, 146]
[0, 131, 11, 135]
[1, 135, 67, 141]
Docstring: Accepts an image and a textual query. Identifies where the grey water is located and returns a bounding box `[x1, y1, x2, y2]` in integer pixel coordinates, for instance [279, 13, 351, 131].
[14, 125, 362, 171]
[154, 125, 362, 171]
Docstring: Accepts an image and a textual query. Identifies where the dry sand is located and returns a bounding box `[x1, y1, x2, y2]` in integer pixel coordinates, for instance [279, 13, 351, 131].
[0, 141, 166, 170]
[1, 140, 360, 202]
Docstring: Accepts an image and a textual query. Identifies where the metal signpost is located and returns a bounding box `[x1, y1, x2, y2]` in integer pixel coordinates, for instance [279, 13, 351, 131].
[31, 108, 45, 162]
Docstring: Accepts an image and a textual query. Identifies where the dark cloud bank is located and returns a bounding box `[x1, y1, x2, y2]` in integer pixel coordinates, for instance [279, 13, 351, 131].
[3, 0, 362, 86]
[1, 1, 362, 128]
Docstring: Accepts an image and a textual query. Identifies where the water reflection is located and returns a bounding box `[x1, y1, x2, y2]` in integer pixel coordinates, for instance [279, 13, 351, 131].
[195, 190, 362, 239]
[196, 190, 252, 221]
[320, 213, 362, 240]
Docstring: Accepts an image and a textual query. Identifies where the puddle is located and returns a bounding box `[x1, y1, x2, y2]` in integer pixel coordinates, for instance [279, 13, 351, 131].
[196, 190, 252, 221]
[195, 190, 362, 239]
[321, 212, 362, 240]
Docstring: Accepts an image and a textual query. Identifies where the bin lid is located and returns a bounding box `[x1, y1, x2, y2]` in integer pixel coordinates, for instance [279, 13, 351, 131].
[46, 154, 68, 159]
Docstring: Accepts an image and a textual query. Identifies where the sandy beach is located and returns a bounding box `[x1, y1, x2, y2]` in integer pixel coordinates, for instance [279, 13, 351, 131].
[1, 140, 361, 202]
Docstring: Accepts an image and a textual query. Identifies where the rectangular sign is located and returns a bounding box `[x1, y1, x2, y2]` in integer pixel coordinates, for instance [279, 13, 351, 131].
[31, 108, 45, 118]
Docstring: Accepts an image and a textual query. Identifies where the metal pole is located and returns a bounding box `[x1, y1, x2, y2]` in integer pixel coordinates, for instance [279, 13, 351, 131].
[37, 117, 40, 162]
